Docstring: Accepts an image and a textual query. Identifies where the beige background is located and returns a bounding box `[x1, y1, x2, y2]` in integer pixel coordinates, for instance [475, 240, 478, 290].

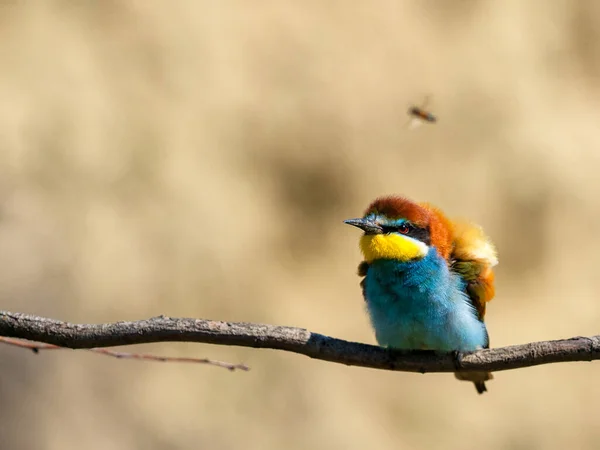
[1, 1, 599, 449]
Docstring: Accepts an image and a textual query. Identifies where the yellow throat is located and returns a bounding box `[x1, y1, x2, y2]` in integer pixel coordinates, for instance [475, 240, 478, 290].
[359, 233, 428, 263]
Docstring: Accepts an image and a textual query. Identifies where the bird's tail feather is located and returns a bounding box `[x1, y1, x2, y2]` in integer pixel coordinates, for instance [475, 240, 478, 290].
[454, 371, 493, 395]
[473, 380, 487, 394]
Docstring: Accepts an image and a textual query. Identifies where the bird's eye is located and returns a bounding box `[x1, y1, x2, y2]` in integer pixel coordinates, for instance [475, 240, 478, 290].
[398, 224, 411, 234]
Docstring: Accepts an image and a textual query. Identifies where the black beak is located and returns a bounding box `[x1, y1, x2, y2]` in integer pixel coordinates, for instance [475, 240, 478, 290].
[344, 218, 383, 235]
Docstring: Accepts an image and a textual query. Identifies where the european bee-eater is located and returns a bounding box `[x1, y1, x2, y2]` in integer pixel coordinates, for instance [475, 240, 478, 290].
[345, 195, 498, 394]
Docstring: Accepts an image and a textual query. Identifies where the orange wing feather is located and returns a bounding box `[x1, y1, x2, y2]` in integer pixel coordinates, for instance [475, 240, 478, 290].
[450, 221, 498, 320]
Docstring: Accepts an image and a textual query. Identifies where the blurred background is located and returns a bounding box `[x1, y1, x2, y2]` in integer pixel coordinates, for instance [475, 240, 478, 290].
[0, 1, 599, 449]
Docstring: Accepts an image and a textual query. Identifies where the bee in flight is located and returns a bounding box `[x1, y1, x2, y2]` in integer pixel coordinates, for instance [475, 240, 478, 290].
[406, 96, 437, 128]
[408, 106, 436, 123]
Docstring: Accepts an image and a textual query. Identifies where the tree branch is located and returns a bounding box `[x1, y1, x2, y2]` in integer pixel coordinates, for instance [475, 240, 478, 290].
[0, 337, 249, 371]
[1, 310, 599, 374]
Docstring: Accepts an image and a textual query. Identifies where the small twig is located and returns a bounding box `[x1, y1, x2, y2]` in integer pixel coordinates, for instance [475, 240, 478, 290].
[0, 310, 599, 374]
[0, 336, 249, 371]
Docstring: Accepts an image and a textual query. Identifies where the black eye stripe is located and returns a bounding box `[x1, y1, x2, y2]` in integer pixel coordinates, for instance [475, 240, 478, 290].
[408, 226, 431, 245]
[381, 224, 410, 233]
[381, 223, 431, 245]
[381, 223, 414, 233]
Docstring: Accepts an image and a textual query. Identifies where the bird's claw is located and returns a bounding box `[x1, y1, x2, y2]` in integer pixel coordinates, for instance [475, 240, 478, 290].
[452, 350, 464, 371]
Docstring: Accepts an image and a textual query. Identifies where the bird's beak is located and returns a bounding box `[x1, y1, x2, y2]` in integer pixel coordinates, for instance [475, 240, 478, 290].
[344, 218, 383, 235]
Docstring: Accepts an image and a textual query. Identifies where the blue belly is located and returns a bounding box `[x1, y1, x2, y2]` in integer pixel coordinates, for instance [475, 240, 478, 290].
[363, 250, 488, 351]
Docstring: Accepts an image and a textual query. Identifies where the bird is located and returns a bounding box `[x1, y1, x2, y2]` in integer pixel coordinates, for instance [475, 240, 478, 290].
[344, 195, 498, 394]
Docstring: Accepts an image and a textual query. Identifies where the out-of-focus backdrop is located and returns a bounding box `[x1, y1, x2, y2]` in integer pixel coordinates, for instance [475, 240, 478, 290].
[1, 2, 599, 449]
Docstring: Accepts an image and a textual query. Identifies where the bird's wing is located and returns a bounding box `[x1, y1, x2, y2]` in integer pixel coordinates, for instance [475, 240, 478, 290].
[450, 221, 498, 321]
[357, 261, 369, 300]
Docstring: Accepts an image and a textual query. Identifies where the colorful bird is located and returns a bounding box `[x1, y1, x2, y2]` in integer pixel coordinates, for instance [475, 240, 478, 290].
[344, 195, 498, 394]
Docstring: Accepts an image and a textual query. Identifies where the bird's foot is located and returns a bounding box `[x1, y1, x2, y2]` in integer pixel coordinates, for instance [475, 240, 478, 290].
[452, 350, 464, 371]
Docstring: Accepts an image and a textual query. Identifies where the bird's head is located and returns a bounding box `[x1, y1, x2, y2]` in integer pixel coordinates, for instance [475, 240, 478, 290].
[345, 196, 454, 263]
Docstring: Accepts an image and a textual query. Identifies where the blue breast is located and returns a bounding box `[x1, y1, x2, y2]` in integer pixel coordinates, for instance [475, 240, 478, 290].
[363, 249, 488, 351]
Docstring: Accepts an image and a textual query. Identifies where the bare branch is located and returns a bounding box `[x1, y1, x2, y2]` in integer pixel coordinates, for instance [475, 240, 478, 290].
[0, 337, 249, 371]
[0, 311, 599, 374]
